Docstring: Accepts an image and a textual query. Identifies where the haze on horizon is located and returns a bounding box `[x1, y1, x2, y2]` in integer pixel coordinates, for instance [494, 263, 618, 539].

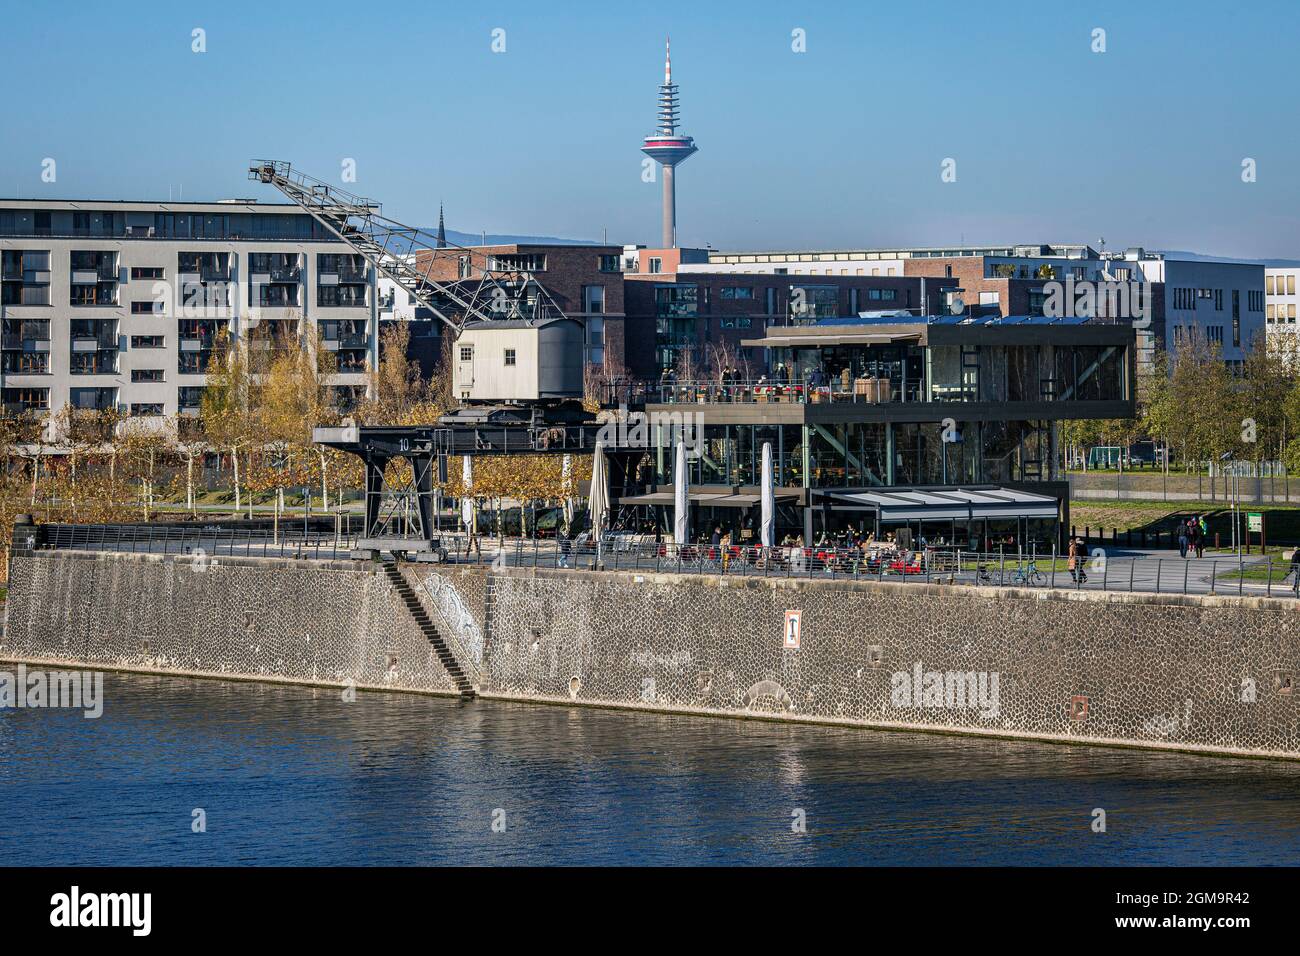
[2, 0, 1297, 260]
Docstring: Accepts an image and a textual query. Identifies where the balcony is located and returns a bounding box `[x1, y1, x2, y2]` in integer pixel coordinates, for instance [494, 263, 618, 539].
[255, 288, 300, 308]
[322, 331, 368, 350]
[178, 353, 212, 375]
[2, 354, 49, 374]
[644, 378, 921, 405]
[69, 354, 119, 375]
[316, 287, 368, 308]
[251, 267, 300, 284]
[2, 332, 50, 351]
[71, 335, 117, 353]
[70, 287, 118, 307]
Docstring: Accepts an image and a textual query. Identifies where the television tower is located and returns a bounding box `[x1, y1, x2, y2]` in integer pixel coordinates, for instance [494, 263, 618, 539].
[640, 38, 698, 248]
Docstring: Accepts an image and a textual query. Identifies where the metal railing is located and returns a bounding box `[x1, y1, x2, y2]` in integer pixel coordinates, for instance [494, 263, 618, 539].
[29, 524, 1300, 600]
[484, 538, 1300, 599]
[37, 522, 362, 562]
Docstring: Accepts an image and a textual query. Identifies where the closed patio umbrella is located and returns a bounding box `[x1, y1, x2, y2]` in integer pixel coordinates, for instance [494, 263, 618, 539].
[589, 442, 610, 567]
[461, 456, 475, 534]
[561, 454, 575, 536]
[589, 442, 610, 540]
[761, 441, 775, 549]
[674, 439, 690, 545]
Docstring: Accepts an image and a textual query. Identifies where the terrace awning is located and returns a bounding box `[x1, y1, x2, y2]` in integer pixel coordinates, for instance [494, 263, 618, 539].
[740, 332, 921, 348]
[619, 491, 798, 508]
[814, 487, 1059, 522]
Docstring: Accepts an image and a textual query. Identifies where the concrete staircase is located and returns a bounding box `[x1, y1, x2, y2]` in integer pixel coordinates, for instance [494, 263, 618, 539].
[381, 561, 475, 699]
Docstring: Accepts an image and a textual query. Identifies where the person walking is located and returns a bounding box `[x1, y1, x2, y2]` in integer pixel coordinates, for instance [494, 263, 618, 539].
[1067, 537, 1088, 584]
[1289, 544, 1300, 595]
[1178, 521, 1188, 559]
[1196, 515, 1208, 558]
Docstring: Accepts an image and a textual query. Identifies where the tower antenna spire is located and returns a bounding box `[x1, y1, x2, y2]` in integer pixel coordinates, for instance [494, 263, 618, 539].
[641, 39, 698, 248]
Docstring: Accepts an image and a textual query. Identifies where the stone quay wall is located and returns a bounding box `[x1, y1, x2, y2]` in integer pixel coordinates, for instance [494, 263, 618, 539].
[1, 550, 462, 696]
[6, 549, 1300, 759]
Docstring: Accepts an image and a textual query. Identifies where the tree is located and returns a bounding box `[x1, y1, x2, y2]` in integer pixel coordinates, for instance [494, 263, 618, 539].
[359, 322, 431, 425]
[1239, 342, 1293, 463]
[200, 329, 254, 514]
[119, 419, 170, 520]
[166, 415, 207, 515]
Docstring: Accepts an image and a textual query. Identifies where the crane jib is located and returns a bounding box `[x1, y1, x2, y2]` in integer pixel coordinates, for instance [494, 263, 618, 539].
[247, 159, 570, 339]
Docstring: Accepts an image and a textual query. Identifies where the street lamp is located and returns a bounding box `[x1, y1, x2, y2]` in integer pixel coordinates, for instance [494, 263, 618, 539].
[1219, 452, 1240, 554]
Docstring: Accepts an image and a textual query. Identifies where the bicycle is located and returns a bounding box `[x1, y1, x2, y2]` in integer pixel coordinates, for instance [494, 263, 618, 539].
[1010, 561, 1046, 587]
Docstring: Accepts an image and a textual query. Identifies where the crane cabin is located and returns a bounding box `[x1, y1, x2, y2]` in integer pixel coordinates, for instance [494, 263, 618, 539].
[451, 317, 586, 404]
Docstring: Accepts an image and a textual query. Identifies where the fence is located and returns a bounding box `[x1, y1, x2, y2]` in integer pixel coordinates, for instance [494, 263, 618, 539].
[28, 524, 1299, 600]
[492, 539, 1296, 599]
[1069, 469, 1297, 506]
[36, 521, 363, 562]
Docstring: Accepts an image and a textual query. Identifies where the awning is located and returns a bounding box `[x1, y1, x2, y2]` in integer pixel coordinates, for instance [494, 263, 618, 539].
[619, 491, 797, 508]
[740, 332, 921, 348]
[815, 487, 1059, 522]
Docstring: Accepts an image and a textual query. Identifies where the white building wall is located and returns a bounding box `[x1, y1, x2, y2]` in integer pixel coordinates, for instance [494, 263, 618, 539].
[1266, 267, 1299, 347]
[0, 200, 376, 426]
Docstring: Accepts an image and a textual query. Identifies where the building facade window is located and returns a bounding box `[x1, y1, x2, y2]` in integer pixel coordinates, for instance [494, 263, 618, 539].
[582, 285, 605, 314]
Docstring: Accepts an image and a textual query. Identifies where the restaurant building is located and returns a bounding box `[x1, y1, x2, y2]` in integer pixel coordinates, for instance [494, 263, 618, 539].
[614, 313, 1135, 552]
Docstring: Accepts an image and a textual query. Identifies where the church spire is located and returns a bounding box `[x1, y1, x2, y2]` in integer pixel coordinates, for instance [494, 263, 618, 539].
[436, 202, 447, 248]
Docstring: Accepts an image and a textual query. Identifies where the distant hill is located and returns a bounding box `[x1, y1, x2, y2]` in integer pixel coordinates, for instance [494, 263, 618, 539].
[438, 227, 601, 247]
[1156, 249, 1300, 267]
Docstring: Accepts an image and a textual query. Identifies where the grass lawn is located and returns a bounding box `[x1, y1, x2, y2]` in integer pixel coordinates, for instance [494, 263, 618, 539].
[1214, 557, 1299, 584]
[1068, 499, 1188, 533]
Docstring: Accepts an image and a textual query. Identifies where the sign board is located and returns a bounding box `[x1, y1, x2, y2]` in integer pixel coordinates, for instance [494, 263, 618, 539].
[1247, 512, 1263, 533]
[783, 610, 801, 650]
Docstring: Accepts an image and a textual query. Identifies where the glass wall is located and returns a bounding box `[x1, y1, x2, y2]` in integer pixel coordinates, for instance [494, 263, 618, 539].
[892, 422, 979, 486]
[808, 423, 888, 486]
[670, 421, 1060, 490]
[772, 344, 924, 400]
[662, 424, 804, 488]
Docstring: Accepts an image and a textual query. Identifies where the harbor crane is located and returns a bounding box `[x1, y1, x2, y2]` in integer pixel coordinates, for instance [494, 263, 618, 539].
[247, 161, 643, 556]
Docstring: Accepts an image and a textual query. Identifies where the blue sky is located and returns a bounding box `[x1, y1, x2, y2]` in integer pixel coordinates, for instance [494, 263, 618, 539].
[2, 0, 1298, 257]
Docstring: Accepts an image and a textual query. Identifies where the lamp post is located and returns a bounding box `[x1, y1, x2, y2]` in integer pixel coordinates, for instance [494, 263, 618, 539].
[1219, 452, 1240, 555]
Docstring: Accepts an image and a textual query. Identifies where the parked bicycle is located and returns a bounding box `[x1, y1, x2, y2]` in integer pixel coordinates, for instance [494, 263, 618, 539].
[1010, 561, 1046, 587]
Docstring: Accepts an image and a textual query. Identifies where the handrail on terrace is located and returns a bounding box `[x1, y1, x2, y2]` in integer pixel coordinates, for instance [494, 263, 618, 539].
[23, 523, 1289, 601]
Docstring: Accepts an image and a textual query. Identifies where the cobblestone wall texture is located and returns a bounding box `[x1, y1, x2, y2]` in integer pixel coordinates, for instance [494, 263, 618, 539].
[2, 551, 459, 694]
[479, 569, 1300, 759]
[6, 551, 1300, 758]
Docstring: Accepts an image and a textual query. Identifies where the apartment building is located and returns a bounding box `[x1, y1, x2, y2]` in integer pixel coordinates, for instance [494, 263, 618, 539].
[0, 198, 378, 427]
[1136, 254, 1264, 367]
[691, 244, 1098, 278]
[696, 243, 1266, 368]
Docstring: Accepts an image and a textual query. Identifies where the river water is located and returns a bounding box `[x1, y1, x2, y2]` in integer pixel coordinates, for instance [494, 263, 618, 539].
[2, 672, 1299, 865]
